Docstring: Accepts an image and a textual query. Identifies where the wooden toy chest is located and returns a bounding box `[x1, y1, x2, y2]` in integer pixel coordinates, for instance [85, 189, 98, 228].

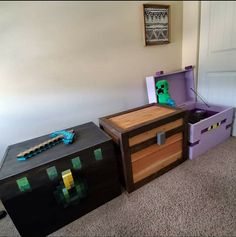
[0, 122, 121, 237]
[146, 67, 234, 159]
[99, 104, 188, 193]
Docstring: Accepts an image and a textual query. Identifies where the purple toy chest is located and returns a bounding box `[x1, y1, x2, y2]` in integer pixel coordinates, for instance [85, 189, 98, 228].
[146, 66, 234, 159]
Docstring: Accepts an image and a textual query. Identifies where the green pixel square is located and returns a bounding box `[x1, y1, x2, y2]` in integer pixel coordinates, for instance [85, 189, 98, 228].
[16, 177, 31, 192]
[62, 188, 70, 200]
[71, 157, 82, 170]
[94, 148, 103, 161]
[47, 166, 58, 181]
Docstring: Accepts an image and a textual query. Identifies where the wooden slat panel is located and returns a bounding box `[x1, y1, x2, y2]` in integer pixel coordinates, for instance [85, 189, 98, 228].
[131, 133, 183, 163]
[133, 151, 182, 183]
[132, 135, 183, 183]
[131, 133, 182, 162]
[108, 106, 175, 130]
[129, 119, 183, 147]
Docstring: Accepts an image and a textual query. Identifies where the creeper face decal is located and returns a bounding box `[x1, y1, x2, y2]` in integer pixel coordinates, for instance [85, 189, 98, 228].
[54, 169, 87, 208]
[156, 80, 176, 107]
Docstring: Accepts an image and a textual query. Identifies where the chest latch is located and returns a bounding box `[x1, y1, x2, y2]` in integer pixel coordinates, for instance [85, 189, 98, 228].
[157, 132, 166, 145]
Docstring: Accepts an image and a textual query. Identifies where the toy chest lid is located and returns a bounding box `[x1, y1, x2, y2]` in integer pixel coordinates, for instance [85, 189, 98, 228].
[0, 122, 110, 181]
[154, 66, 196, 107]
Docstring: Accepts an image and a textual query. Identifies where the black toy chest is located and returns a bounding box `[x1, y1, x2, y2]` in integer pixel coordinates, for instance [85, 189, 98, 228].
[0, 122, 121, 237]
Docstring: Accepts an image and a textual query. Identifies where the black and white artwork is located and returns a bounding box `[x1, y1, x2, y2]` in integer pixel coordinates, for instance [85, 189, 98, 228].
[143, 5, 170, 45]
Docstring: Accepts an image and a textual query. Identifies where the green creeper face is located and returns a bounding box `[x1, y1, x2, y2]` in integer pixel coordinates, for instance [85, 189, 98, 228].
[156, 80, 169, 95]
[155, 80, 170, 104]
[155, 79, 176, 107]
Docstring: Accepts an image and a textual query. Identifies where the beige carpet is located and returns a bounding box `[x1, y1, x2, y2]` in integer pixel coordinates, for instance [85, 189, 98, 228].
[1, 137, 236, 236]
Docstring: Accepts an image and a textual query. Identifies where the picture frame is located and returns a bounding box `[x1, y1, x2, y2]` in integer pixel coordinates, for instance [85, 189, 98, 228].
[143, 4, 170, 46]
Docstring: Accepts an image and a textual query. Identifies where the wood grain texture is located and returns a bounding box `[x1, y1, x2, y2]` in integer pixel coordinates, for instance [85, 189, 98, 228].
[132, 133, 183, 183]
[133, 152, 182, 183]
[129, 119, 183, 147]
[108, 106, 175, 130]
[133, 159, 183, 190]
[131, 133, 182, 162]
[119, 133, 135, 192]
[130, 126, 184, 154]
[102, 127, 120, 144]
[99, 104, 188, 192]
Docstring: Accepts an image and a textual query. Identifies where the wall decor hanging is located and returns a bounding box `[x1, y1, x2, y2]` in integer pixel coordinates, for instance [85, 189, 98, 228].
[143, 4, 170, 45]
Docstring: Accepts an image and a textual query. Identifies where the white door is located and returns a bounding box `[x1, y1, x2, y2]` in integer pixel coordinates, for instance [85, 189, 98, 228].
[198, 1, 236, 136]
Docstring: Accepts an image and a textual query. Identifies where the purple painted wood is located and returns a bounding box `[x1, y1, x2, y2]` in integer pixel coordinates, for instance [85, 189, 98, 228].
[153, 68, 196, 106]
[155, 71, 164, 76]
[146, 67, 234, 159]
[185, 65, 193, 70]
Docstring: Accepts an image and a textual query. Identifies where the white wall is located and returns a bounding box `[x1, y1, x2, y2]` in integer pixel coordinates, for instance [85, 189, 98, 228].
[0, 1, 183, 160]
[182, 1, 200, 85]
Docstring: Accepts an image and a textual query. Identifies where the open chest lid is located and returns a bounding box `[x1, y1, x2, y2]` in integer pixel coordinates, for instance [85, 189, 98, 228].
[153, 66, 196, 107]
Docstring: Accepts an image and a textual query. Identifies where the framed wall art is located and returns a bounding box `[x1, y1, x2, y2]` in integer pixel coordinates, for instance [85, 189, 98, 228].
[143, 4, 170, 45]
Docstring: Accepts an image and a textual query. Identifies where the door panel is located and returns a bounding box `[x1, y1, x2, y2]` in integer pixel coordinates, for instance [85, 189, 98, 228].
[198, 1, 236, 136]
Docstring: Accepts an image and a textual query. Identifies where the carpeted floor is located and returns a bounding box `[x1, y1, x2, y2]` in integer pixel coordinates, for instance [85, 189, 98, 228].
[1, 137, 236, 237]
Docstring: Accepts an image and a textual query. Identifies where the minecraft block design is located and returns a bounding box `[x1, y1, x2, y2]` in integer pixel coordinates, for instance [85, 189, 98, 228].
[16, 177, 31, 192]
[62, 169, 74, 190]
[75, 182, 87, 199]
[47, 166, 58, 181]
[54, 174, 87, 208]
[94, 148, 103, 161]
[62, 188, 70, 201]
[208, 122, 221, 131]
[99, 104, 187, 192]
[0, 122, 121, 236]
[71, 157, 82, 170]
[156, 80, 175, 107]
